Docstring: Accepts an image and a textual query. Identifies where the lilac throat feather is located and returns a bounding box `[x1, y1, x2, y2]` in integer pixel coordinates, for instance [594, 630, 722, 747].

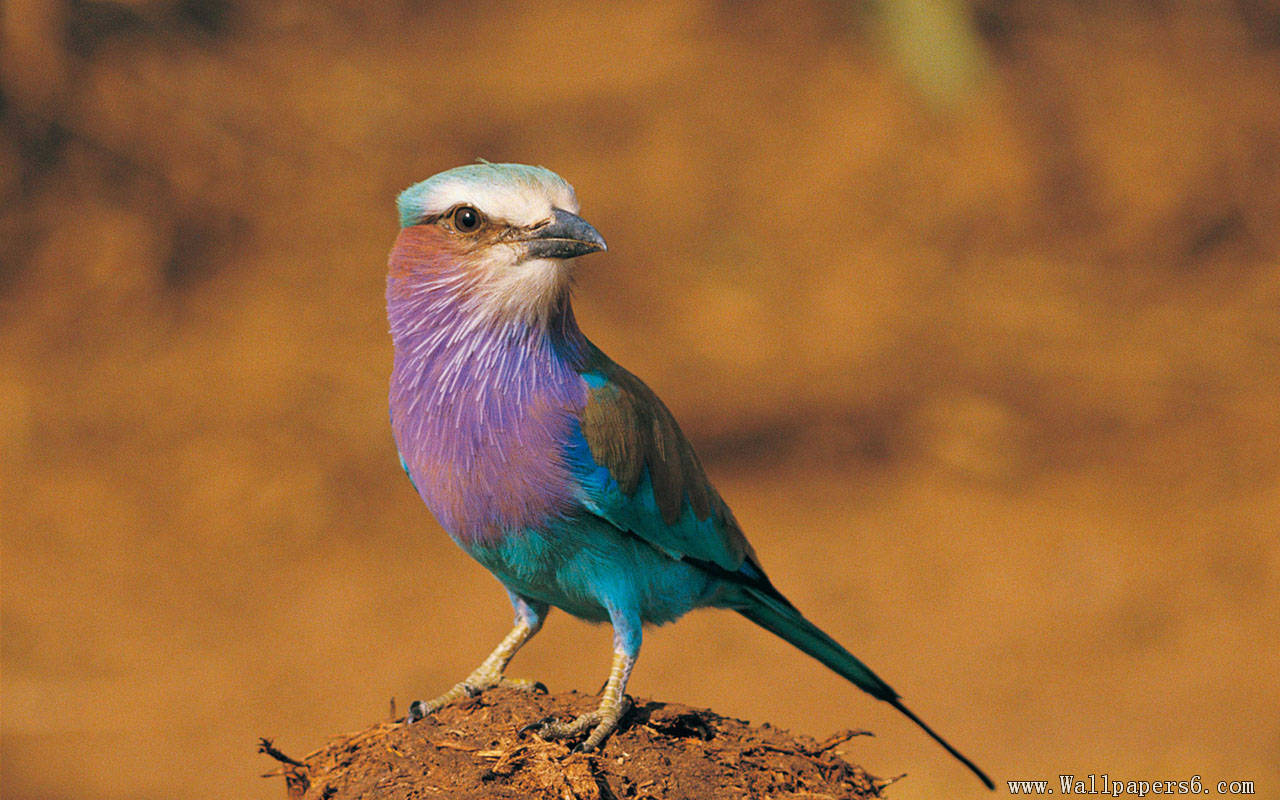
[387, 226, 590, 545]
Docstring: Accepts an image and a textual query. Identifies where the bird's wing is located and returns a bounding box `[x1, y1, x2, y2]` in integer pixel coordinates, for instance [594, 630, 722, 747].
[565, 346, 772, 587]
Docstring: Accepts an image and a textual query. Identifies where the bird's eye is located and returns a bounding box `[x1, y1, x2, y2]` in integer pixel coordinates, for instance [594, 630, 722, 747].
[450, 205, 483, 233]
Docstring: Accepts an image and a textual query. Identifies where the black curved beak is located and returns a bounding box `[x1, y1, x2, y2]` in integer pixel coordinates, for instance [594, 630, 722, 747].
[523, 208, 607, 260]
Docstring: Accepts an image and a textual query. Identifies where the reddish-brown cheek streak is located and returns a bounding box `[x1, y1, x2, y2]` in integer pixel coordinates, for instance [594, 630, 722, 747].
[387, 225, 475, 296]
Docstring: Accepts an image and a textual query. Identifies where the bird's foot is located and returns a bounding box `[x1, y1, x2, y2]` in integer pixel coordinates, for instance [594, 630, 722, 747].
[520, 693, 633, 752]
[406, 671, 547, 723]
[406, 619, 545, 723]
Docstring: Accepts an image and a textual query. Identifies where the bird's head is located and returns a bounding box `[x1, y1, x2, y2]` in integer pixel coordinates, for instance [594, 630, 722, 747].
[389, 162, 606, 328]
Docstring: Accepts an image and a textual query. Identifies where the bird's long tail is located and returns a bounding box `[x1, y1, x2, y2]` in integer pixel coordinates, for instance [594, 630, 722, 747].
[734, 586, 995, 790]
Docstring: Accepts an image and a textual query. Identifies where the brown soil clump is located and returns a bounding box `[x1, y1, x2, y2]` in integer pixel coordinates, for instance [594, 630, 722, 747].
[262, 688, 886, 800]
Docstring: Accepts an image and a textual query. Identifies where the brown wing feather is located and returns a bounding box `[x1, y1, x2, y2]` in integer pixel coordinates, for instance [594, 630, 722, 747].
[580, 352, 757, 569]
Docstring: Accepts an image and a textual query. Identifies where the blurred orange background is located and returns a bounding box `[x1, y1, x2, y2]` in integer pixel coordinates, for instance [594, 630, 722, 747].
[3, 2, 1278, 798]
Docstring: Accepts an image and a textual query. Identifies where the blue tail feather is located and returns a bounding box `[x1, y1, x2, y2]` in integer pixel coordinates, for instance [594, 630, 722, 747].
[736, 586, 995, 790]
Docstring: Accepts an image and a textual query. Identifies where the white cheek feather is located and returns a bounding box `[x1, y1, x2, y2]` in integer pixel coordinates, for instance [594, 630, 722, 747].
[467, 246, 571, 327]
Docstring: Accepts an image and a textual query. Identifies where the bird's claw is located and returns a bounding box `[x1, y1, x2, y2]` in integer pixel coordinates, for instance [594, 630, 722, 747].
[520, 695, 632, 752]
[406, 700, 429, 723]
[406, 674, 547, 725]
[518, 715, 559, 736]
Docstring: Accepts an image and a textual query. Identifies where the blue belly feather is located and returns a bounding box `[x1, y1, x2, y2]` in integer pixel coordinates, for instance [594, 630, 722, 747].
[466, 514, 719, 654]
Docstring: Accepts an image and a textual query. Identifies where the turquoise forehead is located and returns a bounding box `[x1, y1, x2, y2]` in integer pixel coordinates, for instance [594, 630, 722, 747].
[396, 162, 578, 228]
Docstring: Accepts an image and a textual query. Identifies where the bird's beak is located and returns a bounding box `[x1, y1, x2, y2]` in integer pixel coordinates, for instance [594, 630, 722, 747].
[522, 208, 607, 260]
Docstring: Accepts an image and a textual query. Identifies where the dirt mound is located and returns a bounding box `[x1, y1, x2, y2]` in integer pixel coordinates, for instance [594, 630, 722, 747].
[261, 688, 885, 800]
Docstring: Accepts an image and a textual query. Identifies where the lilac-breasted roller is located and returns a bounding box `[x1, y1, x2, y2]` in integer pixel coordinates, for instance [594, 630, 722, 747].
[386, 162, 993, 789]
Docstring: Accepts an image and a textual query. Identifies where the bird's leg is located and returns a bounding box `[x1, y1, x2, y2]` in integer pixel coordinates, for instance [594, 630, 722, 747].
[407, 599, 547, 723]
[523, 646, 636, 751]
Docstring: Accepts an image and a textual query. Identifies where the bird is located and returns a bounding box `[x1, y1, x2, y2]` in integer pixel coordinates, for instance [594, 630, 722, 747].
[386, 161, 994, 790]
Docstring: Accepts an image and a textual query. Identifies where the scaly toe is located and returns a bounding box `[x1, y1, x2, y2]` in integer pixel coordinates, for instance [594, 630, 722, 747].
[404, 685, 465, 724]
[528, 711, 598, 740]
[577, 695, 632, 751]
[405, 675, 499, 724]
[405, 693, 456, 723]
[524, 695, 632, 750]
[498, 677, 547, 694]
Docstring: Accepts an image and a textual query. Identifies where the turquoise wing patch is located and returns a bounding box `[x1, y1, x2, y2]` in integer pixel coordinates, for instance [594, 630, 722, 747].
[566, 359, 758, 575]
